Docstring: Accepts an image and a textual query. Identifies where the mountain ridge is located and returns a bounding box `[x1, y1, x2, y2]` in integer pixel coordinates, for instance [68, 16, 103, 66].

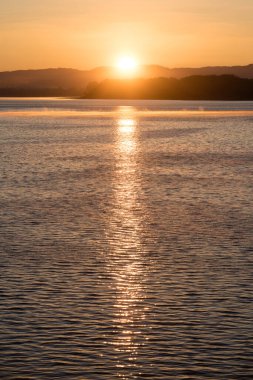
[1, 64, 253, 97]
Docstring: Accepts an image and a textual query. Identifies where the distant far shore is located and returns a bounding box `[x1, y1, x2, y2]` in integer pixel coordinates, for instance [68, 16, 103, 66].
[0, 64, 253, 100]
[1, 75, 253, 101]
[1, 75, 253, 100]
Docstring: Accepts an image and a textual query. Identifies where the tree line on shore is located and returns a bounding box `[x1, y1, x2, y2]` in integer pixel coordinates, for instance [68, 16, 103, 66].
[82, 75, 253, 100]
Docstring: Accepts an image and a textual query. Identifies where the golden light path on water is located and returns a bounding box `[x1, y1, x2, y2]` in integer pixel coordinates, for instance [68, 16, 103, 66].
[106, 107, 149, 377]
[1, 99, 253, 379]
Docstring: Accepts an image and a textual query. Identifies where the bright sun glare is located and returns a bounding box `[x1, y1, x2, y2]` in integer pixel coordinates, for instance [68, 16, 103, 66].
[116, 56, 138, 75]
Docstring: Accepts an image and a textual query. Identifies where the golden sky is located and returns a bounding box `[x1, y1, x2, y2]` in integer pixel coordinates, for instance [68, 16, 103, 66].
[1, 0, 253, 71]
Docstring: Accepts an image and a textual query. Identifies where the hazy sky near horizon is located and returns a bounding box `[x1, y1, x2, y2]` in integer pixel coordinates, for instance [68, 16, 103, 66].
[1, 0, 253, 71]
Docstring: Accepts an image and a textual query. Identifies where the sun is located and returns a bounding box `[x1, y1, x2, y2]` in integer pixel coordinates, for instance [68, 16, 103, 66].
[116, 56, 139, 76]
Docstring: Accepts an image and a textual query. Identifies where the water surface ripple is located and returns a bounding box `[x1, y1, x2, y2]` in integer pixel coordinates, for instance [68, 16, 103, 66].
[0, 100, 253, 379]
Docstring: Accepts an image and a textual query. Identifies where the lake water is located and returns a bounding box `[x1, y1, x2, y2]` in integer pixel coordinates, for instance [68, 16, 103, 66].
[0, 99, 253, 379]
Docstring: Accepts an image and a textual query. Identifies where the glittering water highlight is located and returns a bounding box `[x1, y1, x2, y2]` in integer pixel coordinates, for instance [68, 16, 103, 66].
[0, 99, 253, 379]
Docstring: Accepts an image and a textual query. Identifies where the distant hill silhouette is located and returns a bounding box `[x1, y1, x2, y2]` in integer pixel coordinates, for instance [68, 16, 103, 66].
[82, 76, 253, 100]
[1, 64, 253, 97]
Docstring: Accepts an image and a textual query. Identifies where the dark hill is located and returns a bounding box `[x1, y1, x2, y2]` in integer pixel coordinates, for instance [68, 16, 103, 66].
[82, 75, 253, 100]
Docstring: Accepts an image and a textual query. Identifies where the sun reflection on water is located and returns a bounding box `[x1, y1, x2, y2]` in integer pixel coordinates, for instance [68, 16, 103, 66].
[106, 107, 148, 376]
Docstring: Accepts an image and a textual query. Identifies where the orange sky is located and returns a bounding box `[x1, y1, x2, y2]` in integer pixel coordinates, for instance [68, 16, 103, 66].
[1, 0, 253, 71]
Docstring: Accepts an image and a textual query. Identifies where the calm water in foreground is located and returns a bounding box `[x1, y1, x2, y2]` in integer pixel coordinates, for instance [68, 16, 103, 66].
[0, 99, 253, 379]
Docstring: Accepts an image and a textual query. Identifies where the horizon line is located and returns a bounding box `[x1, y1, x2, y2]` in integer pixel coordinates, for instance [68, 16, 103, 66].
[1, 62, 253, 73]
